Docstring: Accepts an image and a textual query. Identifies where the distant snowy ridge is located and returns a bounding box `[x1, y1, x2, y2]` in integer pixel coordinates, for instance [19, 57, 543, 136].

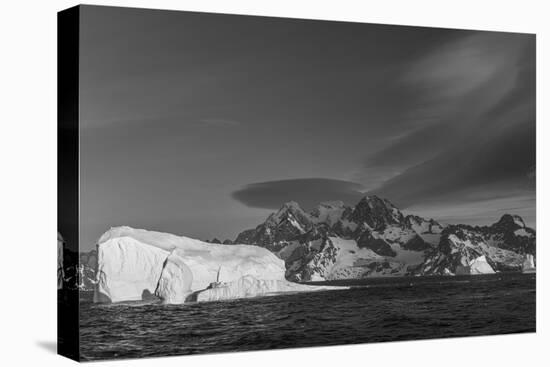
[235, 196, 536, 280]
[93, 226, 345, 304]
[235, 196, 443, 280]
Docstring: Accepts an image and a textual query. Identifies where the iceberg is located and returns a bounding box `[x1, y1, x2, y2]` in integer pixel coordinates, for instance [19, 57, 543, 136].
[455, 255, 495, 275]
[97, 226, 286, 290]
[194, 275, 344, 303]
[468, 255, 495, 274]
[155, 249, 194, 304]
[522, 254, 536, 273]
[95, 227, 342, 304]
[94, 235, 169, 303]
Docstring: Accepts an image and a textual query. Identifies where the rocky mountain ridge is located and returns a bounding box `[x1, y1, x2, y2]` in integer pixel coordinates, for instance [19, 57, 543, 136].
[234, 196, 535, 281]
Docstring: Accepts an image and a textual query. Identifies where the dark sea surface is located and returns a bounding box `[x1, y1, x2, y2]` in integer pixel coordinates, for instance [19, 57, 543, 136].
[79, 273, 535, 361]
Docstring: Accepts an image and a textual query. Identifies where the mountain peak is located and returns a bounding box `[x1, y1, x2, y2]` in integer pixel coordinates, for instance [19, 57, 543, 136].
[265, 201, 311, 228]
[272, 201, 307, 219]
[494, 214, 526, 229]
[350, 195, 404, 230]
[280, 201, 302, 210]
[358, 195, 397, 208]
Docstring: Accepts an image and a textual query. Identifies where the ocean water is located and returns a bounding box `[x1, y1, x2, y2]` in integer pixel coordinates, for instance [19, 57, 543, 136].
[79, 273, 535, 361]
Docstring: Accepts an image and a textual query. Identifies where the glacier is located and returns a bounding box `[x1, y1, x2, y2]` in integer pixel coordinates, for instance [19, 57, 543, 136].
[94, 226, 342, 304]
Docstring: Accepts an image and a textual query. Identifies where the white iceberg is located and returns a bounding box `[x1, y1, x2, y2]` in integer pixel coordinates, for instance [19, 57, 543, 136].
[455, 255, 495, 275]
[155, 249, 194, 304]
[94, 227, 342, 304]
[94, 235, 169, 303]
[522, 254, 536, 273]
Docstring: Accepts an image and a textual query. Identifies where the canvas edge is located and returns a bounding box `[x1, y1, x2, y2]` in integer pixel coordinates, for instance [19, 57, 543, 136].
[57, 4, 81, 362]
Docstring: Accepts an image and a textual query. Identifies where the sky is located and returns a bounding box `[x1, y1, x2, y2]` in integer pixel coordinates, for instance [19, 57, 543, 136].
[78, 5, 535, 251]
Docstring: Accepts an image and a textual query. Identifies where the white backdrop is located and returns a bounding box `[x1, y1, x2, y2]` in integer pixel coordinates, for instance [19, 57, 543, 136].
[0, 0, 547, 366]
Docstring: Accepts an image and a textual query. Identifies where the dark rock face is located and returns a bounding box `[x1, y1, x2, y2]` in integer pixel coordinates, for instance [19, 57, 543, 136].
[234, 228, 256, 245]
[417, 226, 486, 275]
[494, 214, 525, 230]
[222, 239, 233, 245]
[402, 234, 432, 251]
[356, 231, 396, 257]
[285, 237, 338, 282]
[405, 215, 444, 234]
[489, 215, 536, 255]
[347, 196, 404, 231]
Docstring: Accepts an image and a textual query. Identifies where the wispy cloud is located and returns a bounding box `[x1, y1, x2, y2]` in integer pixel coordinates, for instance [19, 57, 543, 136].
[362, 32, 535, 211]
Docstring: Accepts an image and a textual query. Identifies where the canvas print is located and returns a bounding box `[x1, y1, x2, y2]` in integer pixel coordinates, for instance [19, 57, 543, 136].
[57, 5, 536, 362]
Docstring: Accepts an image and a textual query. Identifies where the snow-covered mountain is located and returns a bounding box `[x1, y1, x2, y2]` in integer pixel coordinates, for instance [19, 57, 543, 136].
[235, 196, 443, 280]
[415, 214, 536, 275]
[234, 196, 535, 280]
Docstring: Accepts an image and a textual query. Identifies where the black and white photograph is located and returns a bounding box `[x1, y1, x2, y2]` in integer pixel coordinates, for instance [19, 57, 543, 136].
[52, 2, 539, 364]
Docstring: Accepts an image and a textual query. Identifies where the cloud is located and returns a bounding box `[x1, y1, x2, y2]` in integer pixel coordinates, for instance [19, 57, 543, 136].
[368, 116, 535, 209]
[232, 178, 365, 210]
[403, 32, 525, 100]
[361, 31, 535, 211]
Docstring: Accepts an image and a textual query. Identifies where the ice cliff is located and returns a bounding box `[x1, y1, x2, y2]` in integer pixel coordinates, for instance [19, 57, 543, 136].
[155, 250, 194, 304]
[94, 235, 169, 303]
[194, 275, 343, 303]
[94, 226, 340, 304]
[455, 255, 495, 275]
